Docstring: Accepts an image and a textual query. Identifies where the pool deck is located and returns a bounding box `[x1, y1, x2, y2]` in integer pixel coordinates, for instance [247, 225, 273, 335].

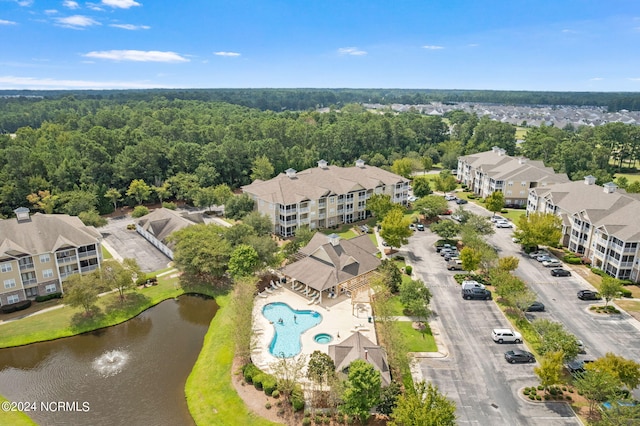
[251, 284, 375, 374]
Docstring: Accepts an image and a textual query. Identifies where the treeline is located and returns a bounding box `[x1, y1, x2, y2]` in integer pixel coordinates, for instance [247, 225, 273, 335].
[0, 96, 637, 219]
[3, 88, 640, 132]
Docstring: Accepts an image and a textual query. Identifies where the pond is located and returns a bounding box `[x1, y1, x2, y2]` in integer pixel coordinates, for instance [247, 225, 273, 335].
[0, 294, 218, 426]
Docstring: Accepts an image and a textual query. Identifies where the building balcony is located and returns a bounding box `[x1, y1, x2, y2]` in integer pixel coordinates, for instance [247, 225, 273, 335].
[318, 214, 326, 219]
[299, 207, 310, 214]
[279, 220, 298, 226]
[22, 278, 37, 286]
[57, 256, 78, 265]
[19, 263, 35, 271]
[279, 208, 297, 215]
[81, 265, 99, 274]
[79, 250, 97, 259]
[60, 270, 79, 280]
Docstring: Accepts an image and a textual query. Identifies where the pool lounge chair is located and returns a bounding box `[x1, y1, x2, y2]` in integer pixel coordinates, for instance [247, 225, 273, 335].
[257, 291, 267, 298]
[270, 282, 279, 290]
[265, 287, 273, 294]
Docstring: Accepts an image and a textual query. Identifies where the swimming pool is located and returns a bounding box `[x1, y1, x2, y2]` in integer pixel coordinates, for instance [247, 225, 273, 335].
[262, 302, 322, 358]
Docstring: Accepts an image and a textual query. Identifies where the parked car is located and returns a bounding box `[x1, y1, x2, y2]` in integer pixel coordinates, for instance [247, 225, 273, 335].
[565, 359, 594, 375]
[505, 350, 536, 364]
[416, 223, 425, 231]
[444, 194, 457, 201]
[490, 215, 506, 223]
[491, 328, 523, 344]
[526, 301, 545, 312]
[436, 243, 452, 253]
[409, 224, 416, 231]
[577, 340, 586, 354]
[456, 198, 468, 204]
[442, 209, 453, 215]
[461, 280, 485, 290]
[443, 251, 459, 261]
[535, 255, 553, 263]
[550, 268, 571, 277]
[447, 259, 464, 271]
[440, 248, 455, 257]
[462, 288, 492, 300]
[495, 220, 513, 229]
[359, 225, 370, 233]
[542, 259, 562, 268]
[578, 290, 601, 300]
[381, 239, 390, 247]
[528, 250, 549, 259]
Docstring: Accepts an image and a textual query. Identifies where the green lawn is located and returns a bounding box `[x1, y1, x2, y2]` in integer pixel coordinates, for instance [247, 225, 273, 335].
[392, 321, 438, 352]
[0, 395, 36, 426]
[185, 294, 278, 426]
[614, 172, 640, 183]
[102, 245, 113, 260]
[387, 295, 405, 316]
[515, 127, 528, 140]
[322, 224, 357, 239]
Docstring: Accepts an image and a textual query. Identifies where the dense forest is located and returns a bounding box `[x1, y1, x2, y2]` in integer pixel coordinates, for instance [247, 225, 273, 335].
[0, 94, 638, 219]
[2, 88, 640, 133]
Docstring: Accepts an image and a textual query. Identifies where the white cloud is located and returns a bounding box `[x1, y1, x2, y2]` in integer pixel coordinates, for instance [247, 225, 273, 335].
[109, 24, 150, 30]
[338, 47, 367, 56]
[83, 50, 189, 62]
[101, 0, 141, 9]
[562, 29, 578, 34]
[468, 43, 479, 47]
[44, 9, 58, 15]
[0, 75, 161, 89]
[589, 77, 603, 81]
[628, 78, 640, 81]
[214, 51, 241, 57]
[0, 19, 17, 25]
[63, 0, 80, 9]
[422, 45, 444, 50]
[16, 0, 33, 6]
[56, 15, 100, 28]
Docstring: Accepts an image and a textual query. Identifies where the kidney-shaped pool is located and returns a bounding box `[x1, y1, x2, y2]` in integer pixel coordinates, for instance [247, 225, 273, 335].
[262, 302, 322, 358]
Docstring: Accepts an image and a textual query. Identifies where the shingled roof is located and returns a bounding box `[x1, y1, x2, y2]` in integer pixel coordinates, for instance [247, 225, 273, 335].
[136, 208, 203, 244]
[329, 331, 391, 386]
[281, 233, 380, 292]
[0, 211, 101, 261]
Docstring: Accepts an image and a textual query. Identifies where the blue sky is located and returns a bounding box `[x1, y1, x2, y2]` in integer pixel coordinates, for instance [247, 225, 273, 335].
[1, 0, 640, 91]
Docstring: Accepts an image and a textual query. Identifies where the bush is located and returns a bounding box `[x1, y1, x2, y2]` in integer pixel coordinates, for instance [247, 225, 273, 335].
[566, 395, 572, 401]
[265, 402, 272, 410]
[620, 288, 633, 298]
[243, 363, 260, 383]
[272, 390, 280, 399]
[262, 375, 277, 396]
[131, 205, 149, 218]
[544, 394, 551, 400]
[252, 373, 265, 390]
[563, 255, 582, 265]
[291, 387, 305, 412]
[405, 265, 413, 275]
[315, 415, 323, 424]
[304, 410, 311, 418]
[537, 385, 544, 390]
[529, 395, 535, 400]
[324, 418, 331, 425]
[35, 292, 62, 302]
[500, 209, 508, 214]
[162, 201, 177, 210]
[126, 223, 136, 230]
[302, 418, 311, 426]
[590, 267, 606, 277]
[536, 395, 542, 401]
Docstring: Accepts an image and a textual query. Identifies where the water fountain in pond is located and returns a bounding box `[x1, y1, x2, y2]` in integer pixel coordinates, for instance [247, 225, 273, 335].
[92, 349, 129, 377]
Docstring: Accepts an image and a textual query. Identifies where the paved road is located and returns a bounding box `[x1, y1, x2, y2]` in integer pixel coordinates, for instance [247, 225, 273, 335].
[400, 201, 580, 425]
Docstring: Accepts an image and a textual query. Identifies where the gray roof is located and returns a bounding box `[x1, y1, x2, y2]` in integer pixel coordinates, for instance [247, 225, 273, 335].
[328, 331, 391, 386]
[533, 181, 640, 241]
[0, 212, 101, 260]
[136, 208, 203, 243]
[460, 150, 569, 184]
[242, 164, 408, 205]
[281, 233, 380, 292]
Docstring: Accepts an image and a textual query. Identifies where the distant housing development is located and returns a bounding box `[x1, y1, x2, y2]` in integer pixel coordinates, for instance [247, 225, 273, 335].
[242, 159, 409, 237]
[457, 146, 569, 206]
[0, 208, 102, 306]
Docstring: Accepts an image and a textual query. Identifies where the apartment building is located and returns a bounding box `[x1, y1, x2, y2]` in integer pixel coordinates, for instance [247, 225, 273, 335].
[457, 147, 569, 206]
[528, 176, 640, 282]
[0, 208, 102, 306]
[242, 159, 409, 237]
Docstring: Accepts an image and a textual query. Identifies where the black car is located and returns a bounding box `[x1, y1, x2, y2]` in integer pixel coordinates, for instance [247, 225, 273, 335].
[505, 350, 536, 364]
[577, 290, 601, 300]
[462, 288, 492, 300]
[550, 268, 571, 277]
[526, 301, 545, 312]
[456, 198, 468, 205]
[565, 359, 594, 375]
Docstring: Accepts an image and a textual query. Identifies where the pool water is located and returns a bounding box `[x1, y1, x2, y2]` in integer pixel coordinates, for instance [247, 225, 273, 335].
[262, 302, 322, 357]
[314, 333, 333, 344]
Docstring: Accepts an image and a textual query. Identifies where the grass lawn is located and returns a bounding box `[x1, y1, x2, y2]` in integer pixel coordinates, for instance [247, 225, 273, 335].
[613, 172, 640, 182]
[499, 208, 527, 223]
[387, 295, 405, 316]
[515, 127, 529, 140]
[393, 321, 438, 352]
[0, 395, 37, 425]
[615, 299, 640, 314]
[0, 272, 187, 348]
[321, 224, 357, 239]
[185, 294, 278, 426]
[102, 245, 113, 260]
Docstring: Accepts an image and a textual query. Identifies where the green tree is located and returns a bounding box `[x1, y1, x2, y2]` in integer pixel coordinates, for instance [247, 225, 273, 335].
[391, 158, 415, 179]
[587, 353, 640, 391]
[411, 175, 432, 198]
[58, 190, 98, 216]
[399, 279, 432, 321]
[167, 173, 200, 203]
[574, 370, 621, 416]
[126, 179, 151, 206]
[377, 259, 403, 293]
[513, 212, 562, 249]
[421, 156, 434, 172]
[250, 155, 275, 181]
[497, 256, 519, 272]
[432, 170, 458, 193]
[26, 190, 58, 214]
[228, 244, 260, 278]
[485, 191, 505, 217]
[380, 206, 412, 248]
[414, 195, 448, 219]
[462, 214, 495, 236]
[307, 350, 336, 386]
[78, 209, 107, 227]
[104, 188, 121, 212]
[511, 287, 538, 315]
[389, 381, 456, 426]
[153, 182, 171, 204]
[341, 359, 381, 424]
[366, 194, 395, 221]
[429, 220, 460, 241]
[600, 276, 624, 306]
[242, 211, 273, 236]
[534, 350, 564, 392]
[491, 269, 526, 300]
[194, 186, 217, 211]
[102, 258, 141, 301]
[531, 318, 581, 362]
[169, 224, 233, 279]
[459, 247, 482, 273]
[63, 272, 100, 316]
[225, 194, 255, 220]
[213, 184, 234, 206]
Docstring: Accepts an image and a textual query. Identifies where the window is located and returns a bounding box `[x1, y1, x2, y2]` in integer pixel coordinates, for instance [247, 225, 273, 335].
[4, 279, 16, 289]
[6, 295, 19, 304]
[521, 181, 527, 186]
[506, 190, 512, 196]
[519, 191, 526, 195]
[507, 181, 513, 186]
[0, 263, 12, 273]
[40, 254, 50, 263]
[43, 269, 54, 279]
[45, 284, 57, 294]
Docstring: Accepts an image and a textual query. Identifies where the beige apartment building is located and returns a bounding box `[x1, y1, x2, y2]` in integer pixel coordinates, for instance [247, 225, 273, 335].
[457, 147, 569, 206]
[242, 159, 409, 237]
[528, 176, 640, 282]
[0, 208, 102, 306]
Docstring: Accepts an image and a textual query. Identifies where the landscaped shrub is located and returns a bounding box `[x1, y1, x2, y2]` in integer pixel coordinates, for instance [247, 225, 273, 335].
[405, 265, 413, 275]
[529, 395, 535, 400]
[35, 292, 62, 302]
[265, 402, 272, 410]
[315, 415, 323, 424]
[323, 417, 331, 424]
[291, 387, 305, 412]
[242, 363, 260, 383]
[536, 395, 542, 401]
[500, 209, 508, 214]
[131, 205, 149, 218]
[563, 255, 582, 265]
[537, 385, 544, 390]
[252, 373, 265, 390]
[262, 375, 277, 396]
[272, 390, 280, 399]
[620, 288, 633, 298]
[302, 418, 311, 426]
[162, 201, 177, 210]
[544, 394, 551, 400]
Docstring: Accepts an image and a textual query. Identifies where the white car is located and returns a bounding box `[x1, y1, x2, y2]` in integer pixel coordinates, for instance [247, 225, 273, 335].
[408, 195, 418, 202]
[492, 328, 523, 344]
[542, 260, 562, 267]
[490, 215, 506, 223]
[495, 220, 513, 228]
[444, 194, 457, 201]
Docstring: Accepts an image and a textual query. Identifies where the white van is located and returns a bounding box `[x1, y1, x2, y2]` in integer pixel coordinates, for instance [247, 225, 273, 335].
[447, 259, 464, 271]
[461, 280, 485, 290]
